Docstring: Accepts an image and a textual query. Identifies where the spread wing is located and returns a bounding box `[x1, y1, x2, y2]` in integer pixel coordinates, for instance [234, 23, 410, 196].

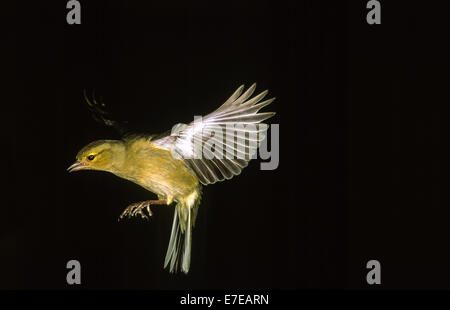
[84, 90, 131, 137]
[152, 83, 276, 185]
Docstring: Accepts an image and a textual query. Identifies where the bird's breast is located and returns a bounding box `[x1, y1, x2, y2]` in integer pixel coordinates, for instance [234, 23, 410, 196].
[118, 143, 199, 200]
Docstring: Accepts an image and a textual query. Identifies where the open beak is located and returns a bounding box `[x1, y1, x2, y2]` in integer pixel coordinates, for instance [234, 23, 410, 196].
[67, 161, 87, 173]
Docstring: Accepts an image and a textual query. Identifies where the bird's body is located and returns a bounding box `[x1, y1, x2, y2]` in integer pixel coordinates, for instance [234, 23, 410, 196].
[115, 136, 201, 204]
[68, 83, 275, 274]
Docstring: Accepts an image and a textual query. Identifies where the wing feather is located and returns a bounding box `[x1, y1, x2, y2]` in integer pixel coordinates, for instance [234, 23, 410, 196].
[152, 83, 275, 185]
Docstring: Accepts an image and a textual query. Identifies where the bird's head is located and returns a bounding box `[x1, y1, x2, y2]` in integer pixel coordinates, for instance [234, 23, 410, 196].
[67, 140, 125, 173]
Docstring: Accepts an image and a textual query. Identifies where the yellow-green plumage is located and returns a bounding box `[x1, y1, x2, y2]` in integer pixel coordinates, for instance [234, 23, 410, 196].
[69, 83, 275, 274]
[74, 135, 201, 273]
[76, 136, 201, 202]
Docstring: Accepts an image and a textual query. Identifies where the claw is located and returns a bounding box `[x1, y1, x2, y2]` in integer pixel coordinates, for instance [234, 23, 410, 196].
[136, 208, 149, 220]
[145, 206, 153, 216]
[118, 201, 155, 221]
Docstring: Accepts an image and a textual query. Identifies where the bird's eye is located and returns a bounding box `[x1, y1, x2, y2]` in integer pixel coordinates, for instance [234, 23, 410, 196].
[87, 155, 96, 161]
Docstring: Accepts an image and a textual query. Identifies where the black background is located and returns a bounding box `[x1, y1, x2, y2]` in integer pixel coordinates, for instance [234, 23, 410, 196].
[1, 0, 449, 290]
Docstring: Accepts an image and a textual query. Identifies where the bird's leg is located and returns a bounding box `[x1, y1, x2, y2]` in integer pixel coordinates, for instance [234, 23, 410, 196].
[118, 200, 168, 221]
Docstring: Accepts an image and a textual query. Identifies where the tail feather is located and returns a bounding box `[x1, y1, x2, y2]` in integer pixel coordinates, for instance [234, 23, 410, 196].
[182, 208, 192, 272]
[164, 207, 181, 271]
[164, 198, 198, 274]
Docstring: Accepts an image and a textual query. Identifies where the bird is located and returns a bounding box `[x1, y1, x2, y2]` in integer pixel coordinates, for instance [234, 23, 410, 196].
[67, 83, 276, 274]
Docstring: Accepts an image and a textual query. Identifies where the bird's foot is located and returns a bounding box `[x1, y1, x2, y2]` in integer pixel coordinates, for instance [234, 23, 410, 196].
[119, 201, 153, 221]
[118, 199, 168, 221]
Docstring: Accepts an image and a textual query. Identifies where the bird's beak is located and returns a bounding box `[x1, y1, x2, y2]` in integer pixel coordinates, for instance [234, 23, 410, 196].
[67, 161, 87, 173]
